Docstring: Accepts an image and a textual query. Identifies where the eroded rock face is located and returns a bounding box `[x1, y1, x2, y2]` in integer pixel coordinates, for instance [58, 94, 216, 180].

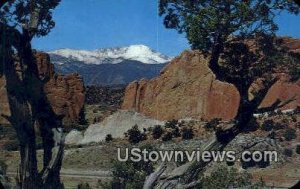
[65, 110, 164, 145]
[122, 47, 300, 121]
[0, 52, 85, 126]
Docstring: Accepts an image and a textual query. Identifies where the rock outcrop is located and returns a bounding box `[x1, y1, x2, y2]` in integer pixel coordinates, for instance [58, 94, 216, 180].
[65, 110, 164, 145]
[0, 52, 85, 126]
[122, 38, 300, 121]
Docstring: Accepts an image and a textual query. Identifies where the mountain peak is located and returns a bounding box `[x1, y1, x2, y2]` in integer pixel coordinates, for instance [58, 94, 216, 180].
[49, 45, 172, 65]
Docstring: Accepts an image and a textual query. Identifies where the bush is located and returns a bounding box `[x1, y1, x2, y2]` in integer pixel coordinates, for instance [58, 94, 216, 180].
[0, 159, 7, 175]
[162, 132, 173, 141]
[199, 165, 264, 189]
[268, 131, 276, 139]
[165, 119, 178, 129]
[101, 148, 154, 189]
[204, 118, 221, 131]
[294, 106, 300, 114]
[273, 122, 286, 130]
[105, 134, 113, 142]
[244, 118, 259, 132]
[127, 125, 145, 144]
[77, 183, 91, 189]
[261, 120, 274, 131]
[152, 125, 164, 139]
[182, 127, 194, 140]
[296, 144, 300, 155]
[4, 140, 19, 151]
[283, 148, 293, 157]
[284, 128, 297, 141]
[172, 127, 181, 138]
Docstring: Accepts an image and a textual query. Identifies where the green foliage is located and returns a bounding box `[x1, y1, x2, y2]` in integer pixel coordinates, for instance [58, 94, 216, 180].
[127, 125, 146, 144]
[204, 118, 221, 131]
[164, 119, 178, 129]
[77, 182, 91, 189]
[102, 147, 154, 189]
[261, 120, 275, 131]
[160, 0, 299, 50]
[159, 0, 300, 129]
[199, 165, 264, 189]
[162, 132, 173, 141]
[181, 127, 194, 140]
[105, 134, 113, 142]
[0, 159, 7, 175]
[152, 125, 164, 139]
[4, 140, 19, 151]
[296, 144, 300, 155]
[171, 126, 181, 138]
[273, 122, 286, 130]
[78, 106, 88, 126]
[283, 148, 293, 157]
[284, 128, 297, 141]
[1, 0, 61, 37]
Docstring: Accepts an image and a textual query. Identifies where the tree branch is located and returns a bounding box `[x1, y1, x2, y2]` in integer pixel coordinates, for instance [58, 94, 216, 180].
[0, 0, 8, 9]
[143, 162, 167, 189]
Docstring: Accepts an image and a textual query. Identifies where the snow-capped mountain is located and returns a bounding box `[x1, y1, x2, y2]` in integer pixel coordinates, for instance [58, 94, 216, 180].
[48, 45, 172, 65]
[48, 45, 171, 86]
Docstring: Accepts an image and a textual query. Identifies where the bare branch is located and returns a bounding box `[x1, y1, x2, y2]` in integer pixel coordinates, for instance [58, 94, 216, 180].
[0, 0, 8, 9]
[143, 162, 167, 189]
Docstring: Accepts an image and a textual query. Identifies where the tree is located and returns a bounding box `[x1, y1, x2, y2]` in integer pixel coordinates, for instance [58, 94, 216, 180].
[155, 0, 300, 186]
[0, 1, 63, 188]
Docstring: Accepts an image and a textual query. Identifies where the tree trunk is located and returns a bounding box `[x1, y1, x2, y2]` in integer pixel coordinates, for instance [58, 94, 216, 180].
[1, 28, 64, 188]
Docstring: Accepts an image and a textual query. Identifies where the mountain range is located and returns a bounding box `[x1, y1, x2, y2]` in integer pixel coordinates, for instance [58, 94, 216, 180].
[48, 45, 171, 86]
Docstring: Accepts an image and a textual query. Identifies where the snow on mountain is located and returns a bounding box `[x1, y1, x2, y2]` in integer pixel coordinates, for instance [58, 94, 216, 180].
[48, 45, 172, 65]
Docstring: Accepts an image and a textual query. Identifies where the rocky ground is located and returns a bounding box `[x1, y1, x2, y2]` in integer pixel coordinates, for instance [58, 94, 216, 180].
[1, 109, 299, 188]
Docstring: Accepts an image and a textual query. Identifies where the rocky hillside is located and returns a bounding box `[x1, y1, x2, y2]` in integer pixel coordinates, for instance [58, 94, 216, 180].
[122, 37, 300, 121]
[0, 52, 85, 126]
[85, 85, 125, 106]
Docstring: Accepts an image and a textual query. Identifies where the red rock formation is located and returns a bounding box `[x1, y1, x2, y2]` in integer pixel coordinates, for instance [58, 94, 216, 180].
[0, 52, 85, 126]
[122, 44, 300, 121]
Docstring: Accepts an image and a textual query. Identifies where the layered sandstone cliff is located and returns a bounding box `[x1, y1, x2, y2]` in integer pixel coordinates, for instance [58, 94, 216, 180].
[122, 38, 300, 121]
[0, 52, 85, 125]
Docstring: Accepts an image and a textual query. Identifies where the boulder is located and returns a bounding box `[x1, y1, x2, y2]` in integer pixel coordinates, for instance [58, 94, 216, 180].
[0, 52, 85, 126]
[122, 38, 300, 121]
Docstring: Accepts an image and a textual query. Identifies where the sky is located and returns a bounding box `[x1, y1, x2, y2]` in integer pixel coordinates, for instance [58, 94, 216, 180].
[32, 0, 300, 56]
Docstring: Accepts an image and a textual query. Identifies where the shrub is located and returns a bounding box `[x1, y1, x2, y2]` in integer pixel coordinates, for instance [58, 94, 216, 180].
[291, 115, 297, 122]
[182, 127, 194, 140]
[77, 183, 91, 189]
[0, 159, 7, 175]
[101, 148, 154, 189]
[105, 134, 113, 142]
[204, 118, 221, 131]
[162, 132, 173, 141]
[261, 120, 274, 131]
[268, 131, 276, 139]
[152, 125, 164, 139]
[283, 148, 293, 157]
[284, 128, 297, 141]
[273, 122, 286, 130]
[294, 106, 300, 114]
[199, 165, 264, 189]
[4, 140, 19, 151]
[172, 127, 181, 138]
[244, 117, 259, 132]
[127, 125, 144, 144]
[165, 119, 178, 129]
[296, 144, 300, 155]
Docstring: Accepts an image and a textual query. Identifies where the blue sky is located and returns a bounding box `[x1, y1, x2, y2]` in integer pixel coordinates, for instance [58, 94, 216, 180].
[32, 0, 300, 56]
